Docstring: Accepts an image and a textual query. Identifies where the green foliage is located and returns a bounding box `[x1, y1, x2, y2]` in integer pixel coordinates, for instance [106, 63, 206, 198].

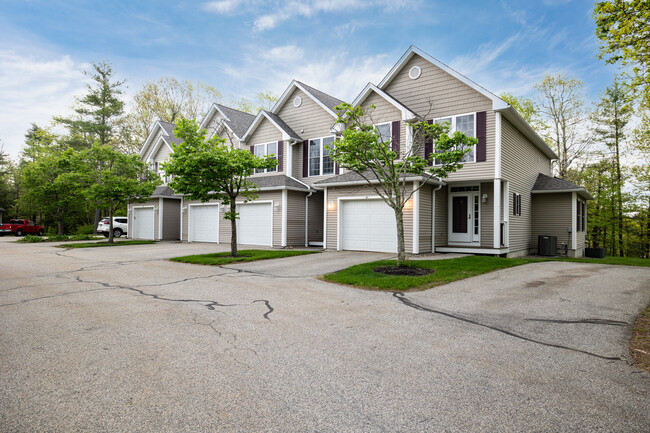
[123, 77, 223, 146]
[499, 92, 545, 132]
[162, 118, 276, 256]
[17, 234, 98, 243]
[0, 145, 17, 217]
[170, 249, 317, 265]
[228, 91, 279, 114]
[57, 240, 156, 248]
[594, 1, 650, 106]
[75, 224, 95, 235]
[330, 103, 476, 265]
[55, 61, 126, 149]
[534, 73, 589, 178]
[82, 144, 160, 243]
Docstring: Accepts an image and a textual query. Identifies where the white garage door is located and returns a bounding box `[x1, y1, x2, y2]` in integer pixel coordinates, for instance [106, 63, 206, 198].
[133, 207, 154, 240]
[189, 205, 220, 242]
[341, 199, 397, 253]
[237, 202, 273, 246]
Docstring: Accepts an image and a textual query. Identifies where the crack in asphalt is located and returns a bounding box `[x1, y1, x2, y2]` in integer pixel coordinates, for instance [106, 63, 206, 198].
[525, 318, 628, 326]
[392, 292, 625, 362]
[0, 287, 110, 307]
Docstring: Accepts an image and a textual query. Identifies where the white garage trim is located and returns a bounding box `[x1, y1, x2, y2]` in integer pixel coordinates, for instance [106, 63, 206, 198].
[158, 198, 163, 240]
[338, 195, 396, 252]
[132, 206, 155, 240]
[323, 187, 328, 249]
[188, 203, 220, 243]
[413, 181, 419, 254]
[236, 200, 274, 247]
[281, 189, 287, 247]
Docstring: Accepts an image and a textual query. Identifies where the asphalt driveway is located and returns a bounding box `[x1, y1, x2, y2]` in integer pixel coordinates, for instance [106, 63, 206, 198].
[1, 237, 649, 432]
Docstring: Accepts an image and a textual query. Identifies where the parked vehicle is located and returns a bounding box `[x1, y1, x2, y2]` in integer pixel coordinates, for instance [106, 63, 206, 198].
[0, 219, 44, 236]
[97, 217, 128, 238]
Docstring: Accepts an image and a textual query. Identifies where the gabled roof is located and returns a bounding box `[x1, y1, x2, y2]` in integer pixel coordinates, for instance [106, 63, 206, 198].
[139, 120, 176, 159]
[378, 45, 509, 111]
[199, 103, 255, 139]
[271, 79, 345, 118]
[353, 83, 419, 122]
[150, 185, 181, 198]
[241, 110, 302, 143]
[532, 173, 593, 199]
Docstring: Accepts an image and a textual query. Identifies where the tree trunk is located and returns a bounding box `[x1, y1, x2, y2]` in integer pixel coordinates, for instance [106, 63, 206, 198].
[107, 205, 114, 244]
[57, 220, 64, 235]
[93, 207, 101, 235]
[230, 200, 238, 257]
[395, 207, 407, 266]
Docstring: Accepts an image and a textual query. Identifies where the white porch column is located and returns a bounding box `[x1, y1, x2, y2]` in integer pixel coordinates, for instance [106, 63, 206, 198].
[412, 181, 420, 254]
[493, 179, 501, 249]
[281, 189, 288, 247]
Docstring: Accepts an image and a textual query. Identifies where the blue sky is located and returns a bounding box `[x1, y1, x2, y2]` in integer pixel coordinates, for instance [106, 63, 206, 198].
[0, 0, 618, 158]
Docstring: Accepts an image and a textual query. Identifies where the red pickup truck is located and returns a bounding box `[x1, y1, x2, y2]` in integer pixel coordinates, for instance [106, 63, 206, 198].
[0, 219, 45, 236]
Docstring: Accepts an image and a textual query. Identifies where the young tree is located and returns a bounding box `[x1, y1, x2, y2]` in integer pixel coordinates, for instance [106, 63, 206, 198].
[0, 144, 17, 219]
[228, 91, 279, 114]
[161, 119, 276, 257]
[594, 0, 650, 107]
[535, 73, 590, 179]
[18, 149, 88, 235]
[82, 144, 160, 243]
[331, 103, 476, 266]
[591, 79, 631, 256]
[21, 123, 62, 162]
[124, 77, 222, 145]
[499, 92, 545, 132]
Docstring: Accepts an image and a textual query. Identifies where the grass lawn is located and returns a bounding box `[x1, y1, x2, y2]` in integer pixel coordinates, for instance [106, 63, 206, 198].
[171, 249, 318, 265]
[323, 255, 649, 291]
[57, 240, 157, 248]
[17, 234, 102, 243]
[323, 256, 539, 291]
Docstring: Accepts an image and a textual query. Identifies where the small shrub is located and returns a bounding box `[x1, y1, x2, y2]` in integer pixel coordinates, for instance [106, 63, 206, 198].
[69, 234, 97, 241]
[76, 224, 95, 235]
[17, 235, 46, 243]
[47, 235, 70, 242]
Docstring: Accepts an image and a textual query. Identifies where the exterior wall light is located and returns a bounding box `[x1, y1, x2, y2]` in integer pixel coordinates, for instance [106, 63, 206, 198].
[327, 200, 336, 211]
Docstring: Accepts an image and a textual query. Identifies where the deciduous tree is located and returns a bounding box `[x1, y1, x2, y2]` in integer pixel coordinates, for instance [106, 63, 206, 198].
[161, 119, 276, 257]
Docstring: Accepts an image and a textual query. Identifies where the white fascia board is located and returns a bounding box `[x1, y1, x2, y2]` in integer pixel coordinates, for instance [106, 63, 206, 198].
[532, 189, 594, 200]
[352, 83, 418, 122]
[377, 45, 509, 111]
[139, 121, 165, 158]
[496, 106, 558, 160]
[198, 104, 219, 130]
[145, 136, 173, 163]
[271, 80, 339, 119]
[240, 111, 266, 143]
[257, 186, 312, 193]
[315, 176, 445, 188]
[240, 111, 297, 143]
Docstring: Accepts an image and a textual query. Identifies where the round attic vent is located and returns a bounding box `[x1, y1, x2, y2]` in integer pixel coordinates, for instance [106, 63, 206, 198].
[293, 96, 302, 107]
[409, 65, 422, 80]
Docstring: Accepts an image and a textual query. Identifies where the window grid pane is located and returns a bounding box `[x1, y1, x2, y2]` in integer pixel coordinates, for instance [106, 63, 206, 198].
[309, 139, 321, 176]
[377, 123, 391, 144]
[267, 142, 277, 172]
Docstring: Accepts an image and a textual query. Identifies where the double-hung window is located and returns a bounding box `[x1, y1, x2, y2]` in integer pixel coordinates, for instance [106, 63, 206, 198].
[254, 142, 278, 174]
[434, 113, 476, 164]
[376, 122, 392, 144]
[308, 136, 335, 176]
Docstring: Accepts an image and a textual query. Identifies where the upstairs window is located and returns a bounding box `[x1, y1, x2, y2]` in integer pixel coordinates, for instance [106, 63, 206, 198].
[254, 142, 278, 174]
[376, 122, 392, 144]
[308, 136, 335, 176]
[434, 113, 476, 164]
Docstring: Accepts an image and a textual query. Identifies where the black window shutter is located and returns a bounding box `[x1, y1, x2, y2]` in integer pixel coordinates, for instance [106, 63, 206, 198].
[302, 140, 309, 177]
[513, 193, 516, 215]
[277, 141, 283, 172]
[249, 145, 255, 154]
[425, 119, 433, 166]
[476, 111, 487, 162]
[391, 120, 400, 154]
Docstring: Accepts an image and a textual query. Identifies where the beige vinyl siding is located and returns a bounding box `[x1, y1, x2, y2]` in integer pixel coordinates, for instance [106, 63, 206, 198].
[162, 199, 180, 240]
[129, 199, 159, 240]
[501, 117, 552, 254]
[361, 92, 406, 154]
[308, 191, 324, 244]
[247, 118, 285, 177]
[153, 142, 171, 164]
[418, 184, 432, 253]
[206, 113, 239, 148]
[480, 182, 493, 247]
[286, 190, 306, 246]
[142, 128, 164, 161]
[384, 54, 494, 181]
[325, 184, 413, 253]
[532, 193, 572, 253]
[434, 186, 448, 247]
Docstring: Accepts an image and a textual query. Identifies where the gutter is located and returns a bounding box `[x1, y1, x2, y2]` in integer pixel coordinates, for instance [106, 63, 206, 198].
[315, 175, 445, 188]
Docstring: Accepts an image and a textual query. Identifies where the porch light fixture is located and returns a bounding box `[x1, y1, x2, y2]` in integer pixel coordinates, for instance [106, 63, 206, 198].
[274, 202, 281, 209]
[327, 200, 336, 211]
[482, 194, 488, 203]
[404, 199, 413, 209]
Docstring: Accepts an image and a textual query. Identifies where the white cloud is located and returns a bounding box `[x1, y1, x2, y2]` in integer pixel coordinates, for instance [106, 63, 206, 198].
[0, 50, 86, 159]
[253, 13, 288, 32]
[223, 45, 391, 103]
[202, 0, 242, 13]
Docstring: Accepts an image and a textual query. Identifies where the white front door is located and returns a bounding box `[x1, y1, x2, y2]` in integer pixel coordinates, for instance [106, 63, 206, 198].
[237, 202, 273, 246]
[189, 204, 220, 243]
[340, 199, 397, 253]
[448, 188, 480, 244]
[133, 207, 154, 240]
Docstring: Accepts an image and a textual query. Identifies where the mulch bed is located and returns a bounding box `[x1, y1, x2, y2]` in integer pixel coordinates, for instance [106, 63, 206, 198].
[373, 266, 435, 276]
[630, 305, 650, 372]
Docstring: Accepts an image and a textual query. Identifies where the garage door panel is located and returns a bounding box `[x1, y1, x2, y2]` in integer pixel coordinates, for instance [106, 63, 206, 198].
[238, 203, 272, 246]
[341, 199, 396, 253]
[133, 208, 154, 240]
[189, 205, 219, 242]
